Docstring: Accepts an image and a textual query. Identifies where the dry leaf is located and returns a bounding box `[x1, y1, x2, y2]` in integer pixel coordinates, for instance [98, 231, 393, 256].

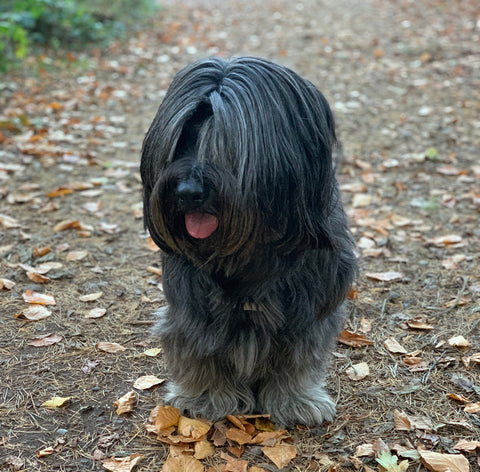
[53, 220, 80, 232]
[0, 213, 20, 228]
[79, 292, 103, 302]
[446, 393, 471, 403]
[114, 391, 136, 415]
[355, 443, 374, 457]
[85, 307, 106, 319]
[147, 266, 163, 276]
[194, 438, 215, 459]
[426, 234, 463, 248]
[0, 277, 16, 290]
[226, 427, 252, 445]
[464, 403, 480, 413]
[366, 271, 405, 282]
[177, 416, 211, 440]
[66, 250, 89, 261]
[28, 333, 62, 347]
[26, 271, 50, 283]
[419, 450, 469, 472]
[16, 305, 52, 321]
[133, 375, 165, 390]
[147, 237, 161, 252]
[262, 444, 297, 469]
[407, 318, 434, 330]
[453, 439, 480, 453]
[162, 455, 204, 472]
[338, 330, 374, 347]
[394, 410, 412, 431]
[143, 348, 162, 357]
[155, 405, 180, 431]
[384, 338, 408, 354]
[448, 336, 470, 348]
[97, 342, 127, 353]
[37, 447, 55, 457]
[102, 453, 144, 472]
[346, 362, 370, 380]
[41, 396, 71, 408]
[250, 430, 287, 446]
[352, 194, 373, 208]
[22, 290, 56, 305]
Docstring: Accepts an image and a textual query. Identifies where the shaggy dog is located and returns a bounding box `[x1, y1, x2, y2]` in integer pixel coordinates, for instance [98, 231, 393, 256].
[141, 56, 357, 426]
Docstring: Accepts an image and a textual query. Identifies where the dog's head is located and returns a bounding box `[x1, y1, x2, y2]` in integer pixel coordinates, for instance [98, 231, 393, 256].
[141, 57, 341, 274]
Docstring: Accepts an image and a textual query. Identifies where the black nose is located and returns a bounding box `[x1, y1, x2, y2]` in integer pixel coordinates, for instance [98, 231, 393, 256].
[176, 179, 206, 206]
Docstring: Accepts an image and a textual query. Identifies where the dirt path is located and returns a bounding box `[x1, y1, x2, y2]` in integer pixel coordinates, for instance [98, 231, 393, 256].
[1, 0, 479, 471]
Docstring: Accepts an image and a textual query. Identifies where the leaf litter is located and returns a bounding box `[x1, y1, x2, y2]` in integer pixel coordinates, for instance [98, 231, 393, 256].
[0, 0, 479, 470]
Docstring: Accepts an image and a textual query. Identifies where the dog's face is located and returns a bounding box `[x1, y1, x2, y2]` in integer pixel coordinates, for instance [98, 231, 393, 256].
[141, 57, 340, 274]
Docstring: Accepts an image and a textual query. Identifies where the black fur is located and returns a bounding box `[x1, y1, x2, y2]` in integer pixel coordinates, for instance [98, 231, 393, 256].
[141, 56, 357, 426]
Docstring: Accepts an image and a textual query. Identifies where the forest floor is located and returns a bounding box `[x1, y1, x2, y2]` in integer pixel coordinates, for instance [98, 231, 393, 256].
[0, 0, 479, 471]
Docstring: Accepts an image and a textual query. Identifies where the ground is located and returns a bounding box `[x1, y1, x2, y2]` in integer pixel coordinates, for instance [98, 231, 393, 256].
[0, 0, 479, 471]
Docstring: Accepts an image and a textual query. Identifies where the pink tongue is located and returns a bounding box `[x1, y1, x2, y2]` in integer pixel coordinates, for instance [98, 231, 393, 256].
[185, 213, 218, 239]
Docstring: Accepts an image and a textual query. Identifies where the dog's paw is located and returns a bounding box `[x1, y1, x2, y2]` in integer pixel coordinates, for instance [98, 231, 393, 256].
[259, 386, 336, 428]
[163, 382, 254, 421]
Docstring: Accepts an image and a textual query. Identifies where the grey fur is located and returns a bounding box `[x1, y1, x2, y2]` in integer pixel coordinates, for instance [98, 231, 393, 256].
[141, 57, 357, 426]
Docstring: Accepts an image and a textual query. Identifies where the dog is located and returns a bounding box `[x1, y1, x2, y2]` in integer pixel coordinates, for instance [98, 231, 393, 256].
[141, 56, 357, 427]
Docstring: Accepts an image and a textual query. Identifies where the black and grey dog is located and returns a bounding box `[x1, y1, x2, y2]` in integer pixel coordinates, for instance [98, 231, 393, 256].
[141, 57, 357, 427]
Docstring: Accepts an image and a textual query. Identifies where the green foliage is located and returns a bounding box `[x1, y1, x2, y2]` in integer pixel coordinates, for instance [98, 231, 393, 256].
[0, 0, 157, 71]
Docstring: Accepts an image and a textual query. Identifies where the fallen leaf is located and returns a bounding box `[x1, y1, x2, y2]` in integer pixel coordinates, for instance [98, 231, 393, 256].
[338, 330, 374, 347]
[162, 455, 204, 472]
[407, 317, 434, 330]
[97, 342, 127, 353]
[41, 396, 71, 408]
[226, 427, 252, 445]
[355, 443, 374, 457]
[66, 250, 89, 261]
[366, 272, 405, 282]
[36, 447, 55, 457]
[262, 444, 297, 469]
[114, 391, 136, 415]
[446, 393, 471, 404]
[155, 405, 180, 431]
[394, 410, 412, 431]
[0, 278, 16, 290]
[85, 307, 106, 319]
[133, 375, 165, 390]
[28, 333, 62, 347]
[194, 438, 215, 459]
[147, 266, 163, 276]
[79, 292, 103, 302]
[464, 403, 480, 413]
[22, 290, 56, 305]
[102, 453, 144, 472]
[16, 305, 52, 321]
[376, 450, 409, 472]
[426, 235, 463, 248]
[177, 416, 211, 440]
[143, 348, 162, 357]
[453, 439, 480, 453]
[53, 220, 80, 232]
[352, 194, 373, 208]
[26, 271, 50, 283]
[448, 336, 470, 348]
[346, 362, 370, 380]
[147, 237, 160, 252]
[0, 213, 20, 228]
[418, 450, 469, 472]
[223, 457, 248, 472]
[384, 338, 408, 354]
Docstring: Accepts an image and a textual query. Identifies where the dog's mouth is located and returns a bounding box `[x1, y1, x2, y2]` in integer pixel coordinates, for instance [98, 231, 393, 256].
[184, 212, 219, 239]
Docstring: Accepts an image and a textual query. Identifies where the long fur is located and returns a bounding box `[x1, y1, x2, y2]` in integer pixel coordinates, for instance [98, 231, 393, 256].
[141, 56, 357, 426]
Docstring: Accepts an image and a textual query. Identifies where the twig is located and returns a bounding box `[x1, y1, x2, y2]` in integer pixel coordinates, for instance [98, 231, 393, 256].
[422, 350, 447, 384]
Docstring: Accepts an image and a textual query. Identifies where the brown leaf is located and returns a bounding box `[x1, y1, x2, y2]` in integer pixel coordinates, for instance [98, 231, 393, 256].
[448, 336, 470, 348]
[425, 234, 463, 248]
[0, 213, 20, 228]
[226, 427, 252, 445]
[102, 453, 144, 472]
[177, 416, 211, 440]
[114, 391, 136, 415]
[394, 410, 412, 431]
[132, 375, 165, 390]
[53, 220, 80, 232]
[0, 278, 16, 290]
[15, 305, 52, 321]
[85, 307, 107, 319]
[223, 457, 248, 472]
[384, 337, 408, 354]
[26, 271, 50, 284]
[355, 443, 374, 457]
[28, 333, 62, 347]
[366, 271, 405, 282]
[97, 342, 127, 354]
[162, 455, 204, 472]
[338, 330, 374, 347]
[262, 444, 297, 469]
[22, 289, 56, 305]
[147, 266, 163, 276]
[249, 430, 288, 446]
[346, 362, 370, 381]
[155, 405, 180, 431]
[66, 250, 89, 261]
[453, 439, 480, 453]
[446, 393, 471, 404]
[194, 438, 215, 459]
[419, 450, 469, 472]
[464, 403, 480, 413]
[147, 237, 161, 252]
[79, 292, 103, 302]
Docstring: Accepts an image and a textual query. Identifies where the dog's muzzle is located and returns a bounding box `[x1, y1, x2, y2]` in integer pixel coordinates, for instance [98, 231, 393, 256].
[175, 178, 219, 239]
